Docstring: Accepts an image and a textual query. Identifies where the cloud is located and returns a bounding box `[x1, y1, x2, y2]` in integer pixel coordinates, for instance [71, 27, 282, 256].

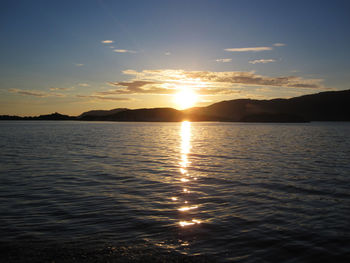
[75, 63, 84, 67]
[76, 95, 131, 101]
[102, 80, 240, 96]
[49, 87, 72, 91]
[197, 88, 240, 95]
[249, 59, 276, 64]
[113, 49, 137, 53]
[165, 52, 171, 55]
[121, 69, 323, 90]
[101, 81, 171, 95]
[273, 43, 286, 47]
[9, 89, 65, 97]
[9, 89, 46, 97]
[216, 58, 232, 63]
[78, 83, 90, 87]
[47, 93, 65, 97]
[122, 69, 142, 75]
[225, 47, 272, 52]
[101, 40, 114, 44]
[183, 71, 322, 89]
[224, 43, 286, 53]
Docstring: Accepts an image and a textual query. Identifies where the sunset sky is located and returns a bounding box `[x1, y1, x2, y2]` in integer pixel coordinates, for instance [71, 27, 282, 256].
[1, 0, 349, 116]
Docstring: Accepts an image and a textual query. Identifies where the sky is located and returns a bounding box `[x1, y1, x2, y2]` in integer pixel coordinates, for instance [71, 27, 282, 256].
[1, 0, 349, 116]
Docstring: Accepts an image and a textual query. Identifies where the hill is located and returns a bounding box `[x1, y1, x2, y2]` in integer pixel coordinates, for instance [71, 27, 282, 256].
[185, 89, 350, 122]
[80, 108, 184, 122]
[79, 108, 127, 120]
[0, 112, 76, 121]
[1, 89, 350, 122]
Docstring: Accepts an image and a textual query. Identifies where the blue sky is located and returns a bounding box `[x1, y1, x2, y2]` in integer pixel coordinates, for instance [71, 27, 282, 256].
[1, 0, 349, 115]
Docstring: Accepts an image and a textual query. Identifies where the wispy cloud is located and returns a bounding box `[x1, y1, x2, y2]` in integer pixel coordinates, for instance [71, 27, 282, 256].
[78, 83, 90, 87]
[273, 43, 286, 47]
[225, 43, 286, 52]
[249, 59, 276, 64]
[76, 95, 131, 101]
[120, 69, 323, 91]
[102, 81, 170, 95]
[182, 71, 322, 89]
[197, 88, 240, 95]
[75, 63, 84, 67]
[113, 49, 137, 53]
[216, 58, 232, 63]
[165, 51, 171, 56]
[9, 89, 65, 97]
[102, 80, 239, 96]
[49, 87, 72, 91]
[9, 89, 46, 97]
[101, 40, 114, 44]
[225, 47, 272, 52]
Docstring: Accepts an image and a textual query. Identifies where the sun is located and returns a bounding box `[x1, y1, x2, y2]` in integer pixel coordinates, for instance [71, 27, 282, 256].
[174, 88, 198, 109]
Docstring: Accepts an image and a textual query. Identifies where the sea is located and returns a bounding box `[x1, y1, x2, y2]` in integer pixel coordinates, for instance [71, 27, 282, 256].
[0, 121, 349, 262]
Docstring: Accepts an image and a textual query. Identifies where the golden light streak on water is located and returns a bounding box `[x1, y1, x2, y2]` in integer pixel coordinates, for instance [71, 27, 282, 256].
[180, 121, 191, 171]
[179, 219, 202, 227]
[177, 121, 202, 229]
[179, 221, 195, 227]
[180, 168, 187, 174]
[178, 205, 198, 212]
[181, 122, 191, 155]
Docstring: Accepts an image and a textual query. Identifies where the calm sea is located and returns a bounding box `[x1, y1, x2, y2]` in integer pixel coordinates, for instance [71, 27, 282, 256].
[0, 121, 350, 262]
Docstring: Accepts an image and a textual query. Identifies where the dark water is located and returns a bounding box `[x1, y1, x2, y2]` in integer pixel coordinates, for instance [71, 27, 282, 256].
[1, 121, 350, 262]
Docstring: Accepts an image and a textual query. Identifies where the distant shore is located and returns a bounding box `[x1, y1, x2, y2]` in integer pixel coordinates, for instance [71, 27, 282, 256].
[1, 89, 350, 122]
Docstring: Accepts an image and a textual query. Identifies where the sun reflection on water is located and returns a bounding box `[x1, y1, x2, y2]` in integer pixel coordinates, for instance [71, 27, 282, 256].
[178, 205, 198, 212]
[179, 219, 201, 227]
[176, 121, 201, 227]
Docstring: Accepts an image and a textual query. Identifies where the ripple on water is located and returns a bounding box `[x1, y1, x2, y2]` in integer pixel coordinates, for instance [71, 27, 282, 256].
[0, 121, 350, 262]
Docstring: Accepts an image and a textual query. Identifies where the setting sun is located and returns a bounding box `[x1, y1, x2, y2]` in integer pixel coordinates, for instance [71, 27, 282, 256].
[174, 88, 198, 109]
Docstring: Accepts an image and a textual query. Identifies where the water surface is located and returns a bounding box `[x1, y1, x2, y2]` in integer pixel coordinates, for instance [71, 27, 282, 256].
[0, 121, 349, 262]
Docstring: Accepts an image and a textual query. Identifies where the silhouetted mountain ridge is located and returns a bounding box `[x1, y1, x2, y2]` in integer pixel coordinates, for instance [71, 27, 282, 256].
[79, 108, 127, 120]
[0, 112, 76, 120]
[80, 108, 184, 122]
[186, 89, 350, 122]
[1, 89, 349, 122]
